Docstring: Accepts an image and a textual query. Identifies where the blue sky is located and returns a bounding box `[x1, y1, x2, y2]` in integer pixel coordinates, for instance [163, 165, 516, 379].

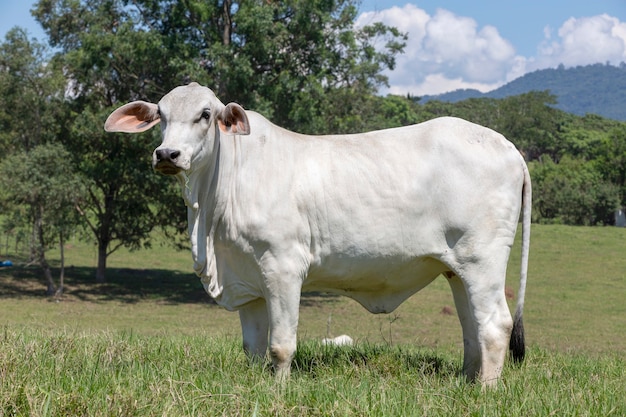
[357, 1, 626, 95]
[361, 1, 626, 57]
[2, 1, 625, 96]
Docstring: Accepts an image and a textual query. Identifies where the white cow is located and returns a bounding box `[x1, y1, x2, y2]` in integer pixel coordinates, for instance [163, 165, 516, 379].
[105, 82, 530, 386]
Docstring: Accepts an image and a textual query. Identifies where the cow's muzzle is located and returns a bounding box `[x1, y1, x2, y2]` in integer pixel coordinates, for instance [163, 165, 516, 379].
[154, 148, 182, 175]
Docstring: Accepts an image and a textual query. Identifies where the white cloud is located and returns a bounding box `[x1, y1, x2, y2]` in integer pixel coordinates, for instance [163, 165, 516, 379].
[357, 6, 626, 97]
[534, 14, 626, 69]
[356, 5, 521, 96]
[387, 73, 499, 97]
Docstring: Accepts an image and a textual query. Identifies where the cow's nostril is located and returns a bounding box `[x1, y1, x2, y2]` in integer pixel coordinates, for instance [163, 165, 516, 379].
[155, 149, 166, 161]
[155, 148, 180, 162]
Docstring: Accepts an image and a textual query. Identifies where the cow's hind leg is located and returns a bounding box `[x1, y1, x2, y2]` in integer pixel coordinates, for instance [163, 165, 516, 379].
[445, 272, 481, 380]
[462, 264, 514, 387]
[239, 298, 269, 361]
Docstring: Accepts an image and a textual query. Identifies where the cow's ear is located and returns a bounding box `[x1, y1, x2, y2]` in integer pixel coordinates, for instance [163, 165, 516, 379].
[217, 103, 250, 135]
[104, 101, 160, 133]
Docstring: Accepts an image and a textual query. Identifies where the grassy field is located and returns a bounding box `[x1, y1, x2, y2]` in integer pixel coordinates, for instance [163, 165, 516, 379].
[1, 224, 625, 415]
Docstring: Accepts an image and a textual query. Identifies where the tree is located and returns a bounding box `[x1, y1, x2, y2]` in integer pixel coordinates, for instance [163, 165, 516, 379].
[530, 156, 620, 225]
[0, 144, 85, 296]
[31, 0, 405, 281]
[70, 109, 186, 282]
[33, 0, 188, 281]
[363, 94, 425, 130]
[0, 28, 65, 153]
[497, 91, 562, 161]
[594, 125, 626, 208]
[0, 28, 84, 293]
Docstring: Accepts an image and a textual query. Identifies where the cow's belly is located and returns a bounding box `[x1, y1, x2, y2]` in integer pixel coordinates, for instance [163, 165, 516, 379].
[304, 255, 447, 313]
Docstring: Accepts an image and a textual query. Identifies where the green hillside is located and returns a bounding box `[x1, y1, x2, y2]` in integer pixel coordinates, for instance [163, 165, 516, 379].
[424, 63, 626, 121]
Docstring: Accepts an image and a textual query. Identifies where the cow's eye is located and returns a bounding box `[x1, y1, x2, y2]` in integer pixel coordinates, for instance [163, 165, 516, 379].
[201, 110, 211, 120]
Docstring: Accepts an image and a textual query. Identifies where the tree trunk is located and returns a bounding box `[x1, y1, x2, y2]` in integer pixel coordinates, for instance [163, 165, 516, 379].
[222, 0, 232, 46]
[96, 242, 107, 282]
[43, 261, 55, 297]
[29, 219, 38, 264]
[35, 206, 56, 296]
[56, 230, 65, 298]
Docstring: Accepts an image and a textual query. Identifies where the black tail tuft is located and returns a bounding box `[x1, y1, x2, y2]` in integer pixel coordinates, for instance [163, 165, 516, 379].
[509, 313, 525, 364]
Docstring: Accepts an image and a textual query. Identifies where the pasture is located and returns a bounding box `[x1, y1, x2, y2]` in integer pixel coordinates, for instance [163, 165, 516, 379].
[1, 224, 625, 416]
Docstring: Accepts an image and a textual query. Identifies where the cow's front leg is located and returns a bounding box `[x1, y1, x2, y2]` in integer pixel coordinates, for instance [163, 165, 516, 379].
[266, 282, 301, 382]
[239, 298, 269, 361]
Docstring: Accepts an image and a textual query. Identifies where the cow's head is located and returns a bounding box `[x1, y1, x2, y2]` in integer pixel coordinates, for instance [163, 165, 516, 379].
[104, 83, 250, 175]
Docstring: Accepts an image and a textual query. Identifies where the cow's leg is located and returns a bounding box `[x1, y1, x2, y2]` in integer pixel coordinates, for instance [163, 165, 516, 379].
[462, 264, 514, 387]
[445, 273, 481, 380]
[265, 281, 302, 382]
[239, 298, 269, 361]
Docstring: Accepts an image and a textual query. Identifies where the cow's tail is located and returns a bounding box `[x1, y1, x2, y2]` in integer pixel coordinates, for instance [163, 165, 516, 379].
[510, 161, 531, 363]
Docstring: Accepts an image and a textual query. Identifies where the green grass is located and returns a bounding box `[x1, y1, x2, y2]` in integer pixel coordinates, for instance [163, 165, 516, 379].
[1, 224, 626, 415]
[1, 328, 623, 416]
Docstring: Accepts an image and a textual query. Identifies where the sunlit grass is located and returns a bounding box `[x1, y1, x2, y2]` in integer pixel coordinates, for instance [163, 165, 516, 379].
[1, 224, 626, 415]
[1, 328, 623, 416]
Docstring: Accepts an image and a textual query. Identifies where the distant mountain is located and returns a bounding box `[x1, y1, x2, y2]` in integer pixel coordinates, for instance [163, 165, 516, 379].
[422, 63, 626, 121]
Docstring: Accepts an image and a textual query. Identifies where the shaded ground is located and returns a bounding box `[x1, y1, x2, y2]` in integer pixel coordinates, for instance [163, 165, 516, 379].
[0, 265, 207, 304]
[0, 259, 339, 306]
